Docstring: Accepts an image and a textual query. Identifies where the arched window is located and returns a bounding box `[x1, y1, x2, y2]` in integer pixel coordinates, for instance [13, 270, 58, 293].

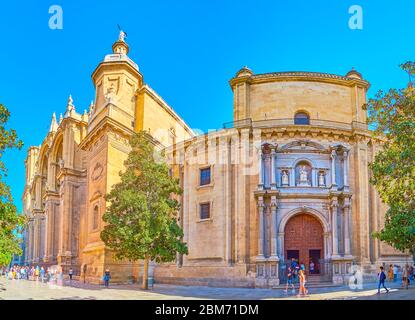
[93, 205, 99, 230]
[55, 142, 63, 190]
[294, 112, 310, 125]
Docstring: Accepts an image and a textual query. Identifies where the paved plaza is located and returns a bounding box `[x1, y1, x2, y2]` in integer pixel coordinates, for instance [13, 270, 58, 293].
[0, 277, 414, 300]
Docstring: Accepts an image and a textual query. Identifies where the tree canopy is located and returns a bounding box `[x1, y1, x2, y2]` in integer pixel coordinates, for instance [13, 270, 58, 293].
[369, 61, 415, 254]
[0, 103, 24, 266]
[101, 131, 187, 289]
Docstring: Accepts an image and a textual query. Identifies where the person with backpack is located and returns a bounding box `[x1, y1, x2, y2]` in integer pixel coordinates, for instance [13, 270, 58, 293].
[103, 269, 111, 288]
[377, 266, 389, 294]
[284, 267, 295, 294]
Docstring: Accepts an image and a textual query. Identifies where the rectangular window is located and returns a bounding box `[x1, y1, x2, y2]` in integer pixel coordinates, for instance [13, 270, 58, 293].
[200, 203, 210, 220]
[200, 167, 211, 186]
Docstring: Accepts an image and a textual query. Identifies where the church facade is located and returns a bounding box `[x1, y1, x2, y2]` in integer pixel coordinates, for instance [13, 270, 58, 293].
[22, 34, 412, 287]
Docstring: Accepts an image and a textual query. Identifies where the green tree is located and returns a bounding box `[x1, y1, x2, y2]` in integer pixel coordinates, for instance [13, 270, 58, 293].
[101, 131, 188, 289]
[368, 61, 415, 255]
[0, 103, 24, 267]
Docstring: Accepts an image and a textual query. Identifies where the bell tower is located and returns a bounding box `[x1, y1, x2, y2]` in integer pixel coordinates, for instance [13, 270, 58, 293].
[89, 30, 143, 132]
[79, 31, 143, 283]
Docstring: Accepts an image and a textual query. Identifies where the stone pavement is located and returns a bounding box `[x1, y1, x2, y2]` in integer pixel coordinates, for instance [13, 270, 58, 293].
[0, 277, 414, 300]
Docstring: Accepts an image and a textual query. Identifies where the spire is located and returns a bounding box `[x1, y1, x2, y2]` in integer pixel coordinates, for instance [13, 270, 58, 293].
[66, 94, 75, 116]
[82, 109, 88, 122]
[49, 112, 58, 133]
[89, 100, 94, 114]
[59, 113, 63, 123]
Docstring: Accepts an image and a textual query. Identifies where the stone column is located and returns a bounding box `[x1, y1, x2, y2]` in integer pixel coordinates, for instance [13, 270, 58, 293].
[311, 168, 317, 187]
[258, 152, 264, 190]
[324, 232, 331, 260]
[277, 233, 284, 261]
[343, 201, 351, 256]
[343, 151, 350, 190]
[45, 205, 52, 262]
[270, 199, 278, 257]
[27, 220, 33, 263]
[331, 150, 337, 188]
[289, 168, 295, 186]
[257, 197, 265, 258]
[39, 214, 46, 262]
[331, 200, 339, 257]
[270, 148, 277, 190]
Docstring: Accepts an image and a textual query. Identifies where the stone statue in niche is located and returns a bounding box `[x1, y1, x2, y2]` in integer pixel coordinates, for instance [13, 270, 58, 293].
[281, 170, 289, 186]
[300, 166, 308, 182]
[298, 165, 311, 186]
[319, 171, 326, 187]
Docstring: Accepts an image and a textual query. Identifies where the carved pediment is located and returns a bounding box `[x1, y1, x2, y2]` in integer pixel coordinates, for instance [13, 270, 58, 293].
[280, 140, 326, 152]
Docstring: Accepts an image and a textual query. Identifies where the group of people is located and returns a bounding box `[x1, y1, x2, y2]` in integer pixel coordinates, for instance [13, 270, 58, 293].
[1, 265, 112, 288]
[0, 265, 74, 286]
[284, 258, 310, 297]
[378, 264, 415, 293]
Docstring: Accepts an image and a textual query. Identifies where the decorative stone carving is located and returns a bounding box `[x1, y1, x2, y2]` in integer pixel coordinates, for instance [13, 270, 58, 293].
[91, 163, 104, 181]
[281, 170, 289, 186]
[297, 165, 311, 186]
[299, 166, 308, 183]
[318, 171, 326, 187]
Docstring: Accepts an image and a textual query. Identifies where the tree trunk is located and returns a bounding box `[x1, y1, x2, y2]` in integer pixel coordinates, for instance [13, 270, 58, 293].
[142, 256, 149, 290]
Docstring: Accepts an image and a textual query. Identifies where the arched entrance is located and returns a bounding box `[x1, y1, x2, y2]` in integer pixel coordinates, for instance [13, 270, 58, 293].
[284, 213, 324, 274]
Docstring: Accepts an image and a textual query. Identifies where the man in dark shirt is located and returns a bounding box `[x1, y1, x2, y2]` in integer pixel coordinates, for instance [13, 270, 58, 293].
[377, 266, 389, 294]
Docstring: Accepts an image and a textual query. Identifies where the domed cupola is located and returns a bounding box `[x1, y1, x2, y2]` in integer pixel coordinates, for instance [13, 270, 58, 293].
[236, 66, 254, 78]
[112, 30, 129, 55]
[346, 68, 363, 80]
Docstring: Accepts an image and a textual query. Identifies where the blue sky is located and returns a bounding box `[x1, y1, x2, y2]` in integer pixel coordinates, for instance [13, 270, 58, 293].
[0, 0, 413, 211]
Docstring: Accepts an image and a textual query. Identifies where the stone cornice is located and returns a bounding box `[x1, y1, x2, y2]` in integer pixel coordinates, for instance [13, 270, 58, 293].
[91, 58, 143, 83]
[56, 167, 87, 180]
[229, 71, 371, 90]
[80, 115, 135, 150]
[136, 84, 195, 136]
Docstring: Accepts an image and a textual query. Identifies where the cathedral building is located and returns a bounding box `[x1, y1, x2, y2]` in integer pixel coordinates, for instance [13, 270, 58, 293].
[22, 34, 412, 287]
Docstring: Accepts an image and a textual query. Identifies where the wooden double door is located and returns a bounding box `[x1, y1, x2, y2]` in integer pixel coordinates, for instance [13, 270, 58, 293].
[284, 214, 324, 274]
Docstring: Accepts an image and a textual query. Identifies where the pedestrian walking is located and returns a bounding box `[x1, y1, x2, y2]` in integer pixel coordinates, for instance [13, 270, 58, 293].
[291, 258, 299, 284]
[57, 266, 64, 286]
[377, 266, 389, 294]
[297, 269, 308, 297]
[309, 260, 315, 275]
[388, 264, 394, 281]
[402, 265, 409, 289]
[284, 267, 295, 294]
[393, 264, 398, 282]
[68, 267, 73, 282]
[40, 267, 46, 283]
[35, 266, 40, 281]
[103, 269, 111, 288]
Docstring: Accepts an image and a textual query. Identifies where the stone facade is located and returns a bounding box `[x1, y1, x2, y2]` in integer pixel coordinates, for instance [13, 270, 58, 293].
[22, 36, 413, 287]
